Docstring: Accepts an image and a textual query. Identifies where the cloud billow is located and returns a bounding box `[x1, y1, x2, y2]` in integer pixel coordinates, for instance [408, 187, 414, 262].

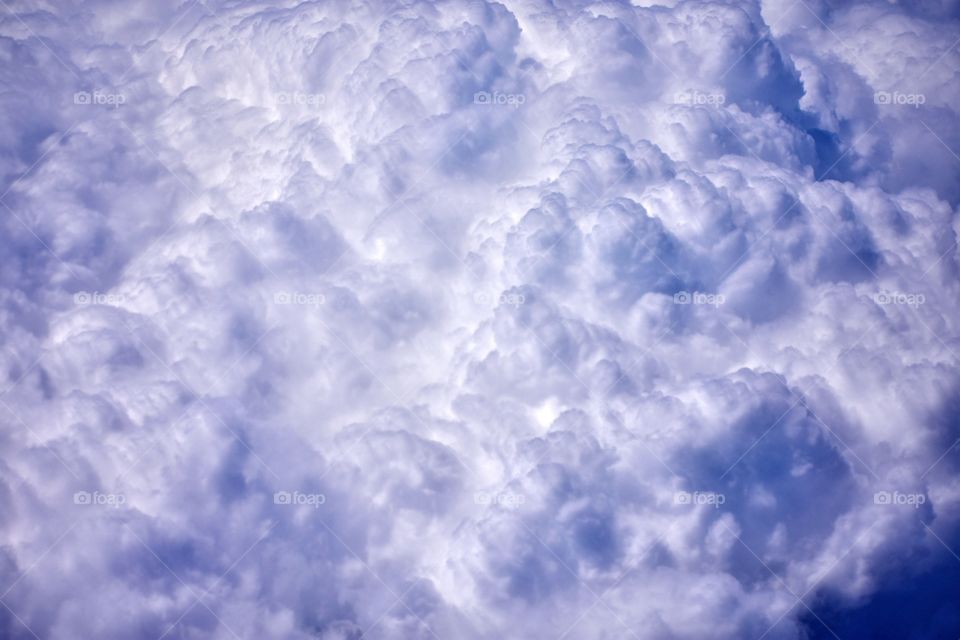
[0, 0, 958, 638]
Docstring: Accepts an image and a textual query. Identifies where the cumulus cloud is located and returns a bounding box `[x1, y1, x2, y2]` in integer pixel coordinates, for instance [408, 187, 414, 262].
[0, 0, 958, 638]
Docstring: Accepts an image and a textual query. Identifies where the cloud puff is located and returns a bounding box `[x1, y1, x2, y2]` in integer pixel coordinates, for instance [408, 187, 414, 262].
[0, 0, 958, 638]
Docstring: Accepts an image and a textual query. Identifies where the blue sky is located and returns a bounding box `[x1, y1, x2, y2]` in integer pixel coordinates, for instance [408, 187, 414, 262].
[0, 0, 958, 638]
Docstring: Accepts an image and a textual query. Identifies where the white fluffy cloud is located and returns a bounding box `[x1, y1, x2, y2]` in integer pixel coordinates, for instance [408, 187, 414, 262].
[0, 0, 958, 638]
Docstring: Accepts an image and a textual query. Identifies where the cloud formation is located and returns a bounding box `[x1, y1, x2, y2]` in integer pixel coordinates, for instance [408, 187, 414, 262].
[0, 0, 958, 638]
